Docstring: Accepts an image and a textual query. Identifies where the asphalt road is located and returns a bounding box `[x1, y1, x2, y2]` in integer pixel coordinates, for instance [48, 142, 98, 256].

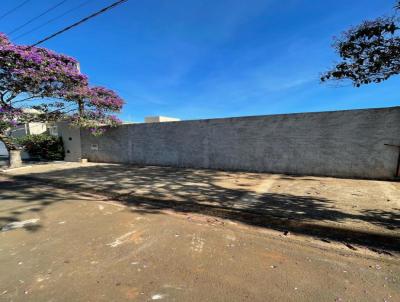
[0, 176, 399, 301]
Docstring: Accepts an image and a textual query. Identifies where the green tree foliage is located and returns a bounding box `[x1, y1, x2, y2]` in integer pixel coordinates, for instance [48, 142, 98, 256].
[321, 2, 400, 86]
[17, 134, 65, 161]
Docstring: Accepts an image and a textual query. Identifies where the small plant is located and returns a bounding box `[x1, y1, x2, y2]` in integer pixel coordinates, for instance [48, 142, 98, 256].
[17, 134, 65, 161]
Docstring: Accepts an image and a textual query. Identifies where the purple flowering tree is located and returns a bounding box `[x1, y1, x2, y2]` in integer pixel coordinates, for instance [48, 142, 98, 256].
[0, 33, 124, 168]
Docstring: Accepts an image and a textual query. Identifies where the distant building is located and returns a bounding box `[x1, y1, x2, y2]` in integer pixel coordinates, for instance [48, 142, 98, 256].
[11, 122, 47, 138]
[1, 109, 51, 158]
[9, 108, 49, 138]
[145, 116, 180, 123]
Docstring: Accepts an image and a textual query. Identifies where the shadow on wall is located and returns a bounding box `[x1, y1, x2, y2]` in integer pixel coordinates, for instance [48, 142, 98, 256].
[2, 164, 400, 253]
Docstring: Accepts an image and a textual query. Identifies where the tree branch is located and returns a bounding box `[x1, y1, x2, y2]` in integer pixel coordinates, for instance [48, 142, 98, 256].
[10, 95, 41, 105]
[3, 92, 19, 104]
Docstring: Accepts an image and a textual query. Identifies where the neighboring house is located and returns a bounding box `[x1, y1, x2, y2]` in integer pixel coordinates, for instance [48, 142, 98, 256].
[11, 108, 49, 138]
[0, 122, 48, 158]
[11, 122, 47, 138]
[145, 116, 180, 123]
[12, 122, 48, 160]
[1, 116, 50, 159]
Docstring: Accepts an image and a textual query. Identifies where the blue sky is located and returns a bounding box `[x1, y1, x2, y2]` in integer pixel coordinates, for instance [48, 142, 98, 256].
[1, 0, 399, 122]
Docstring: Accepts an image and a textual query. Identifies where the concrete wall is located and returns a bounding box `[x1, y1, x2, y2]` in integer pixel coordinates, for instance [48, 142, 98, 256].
[80, 107, 400, 180]
[57, 122, 82, 162]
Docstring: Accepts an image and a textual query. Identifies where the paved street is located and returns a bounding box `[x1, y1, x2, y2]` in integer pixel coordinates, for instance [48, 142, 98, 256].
[5, 162, 400, 253]
[0, 174, 399, 301]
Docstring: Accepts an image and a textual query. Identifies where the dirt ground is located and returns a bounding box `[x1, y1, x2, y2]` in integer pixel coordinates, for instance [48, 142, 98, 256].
[4, 162, 400, 253]
[1, 163, 400, 301]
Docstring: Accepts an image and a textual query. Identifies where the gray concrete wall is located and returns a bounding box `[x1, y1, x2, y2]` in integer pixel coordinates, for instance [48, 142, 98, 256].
[57, 122, 82, 162]
[80, 107, 400, 180]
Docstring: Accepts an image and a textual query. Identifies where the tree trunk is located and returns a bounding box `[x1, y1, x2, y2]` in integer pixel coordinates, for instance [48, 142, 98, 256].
[0, 135, 23, 169]
[78, 101, 84, 115]
[8, 149, 22, 169]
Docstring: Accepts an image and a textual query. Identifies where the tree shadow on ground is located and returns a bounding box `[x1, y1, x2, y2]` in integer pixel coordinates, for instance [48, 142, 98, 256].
[0, 177, 95, 233]
[0, 179, 49, 232]
[3, 164, 400, 252]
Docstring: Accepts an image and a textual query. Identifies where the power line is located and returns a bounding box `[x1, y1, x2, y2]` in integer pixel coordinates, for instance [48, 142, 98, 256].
[0, 0, 32, 21]
[7, 0, 68, 36]
[13, 0, 93, 41]
[30, 0, 128, 47]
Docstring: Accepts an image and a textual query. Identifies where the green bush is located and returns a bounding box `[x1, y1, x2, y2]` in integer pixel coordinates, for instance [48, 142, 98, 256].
[17, 134, 65, 161]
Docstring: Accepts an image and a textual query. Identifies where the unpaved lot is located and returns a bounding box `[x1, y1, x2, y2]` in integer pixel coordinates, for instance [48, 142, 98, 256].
[0, 175, 399, 302]
[4, 162, 400, 253]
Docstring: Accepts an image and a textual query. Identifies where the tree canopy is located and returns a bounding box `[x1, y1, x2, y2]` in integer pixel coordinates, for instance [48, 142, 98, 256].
[321, 2, 400, 86]
[0, 32, 124, 153]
